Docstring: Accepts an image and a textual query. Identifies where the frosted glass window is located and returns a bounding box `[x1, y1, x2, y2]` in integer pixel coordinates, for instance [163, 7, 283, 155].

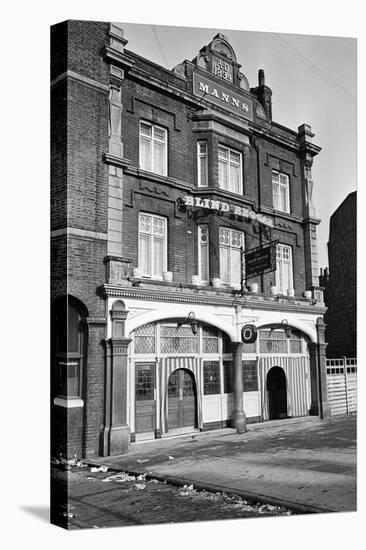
[219, 227, 244, 286]
[218, 145, 242, 194]
[139, 121, 167, 176]
[276, 244, 293, 294]
[197, 141, 208, 187]
[272, 171, 290, 213]
[138, 213, 167, 278]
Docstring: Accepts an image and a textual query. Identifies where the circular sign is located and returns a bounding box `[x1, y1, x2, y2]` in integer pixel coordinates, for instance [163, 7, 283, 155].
[241, 324, 257, 344]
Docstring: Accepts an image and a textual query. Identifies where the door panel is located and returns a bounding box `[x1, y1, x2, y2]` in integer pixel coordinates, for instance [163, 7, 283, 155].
[135, 363, 155, 433]
[168, 369, 197, 430]
[167, 370, 180, 429]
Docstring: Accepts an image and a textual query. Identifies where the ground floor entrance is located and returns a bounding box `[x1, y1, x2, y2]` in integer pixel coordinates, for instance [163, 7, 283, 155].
[267, 366, 288, 419]
[168, 368, 197, 430]
[129, 321, 313, 441]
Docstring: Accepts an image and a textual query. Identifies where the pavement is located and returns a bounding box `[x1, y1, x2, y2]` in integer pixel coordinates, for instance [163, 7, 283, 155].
[89, 414, 357, 514]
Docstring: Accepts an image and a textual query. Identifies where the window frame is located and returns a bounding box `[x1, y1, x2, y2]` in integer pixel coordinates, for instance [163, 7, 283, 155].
[138, 212, 168, 279]
[218, 144, 243, 195]
[203, 360, 221, 395]
[275, 243, 294, 294]
[198, 224, 210, 283]
[139, 120, 168, 176]
[272, 170, 290, 213]
[197, 141, 208, 187]
[219, 226, 244, 286]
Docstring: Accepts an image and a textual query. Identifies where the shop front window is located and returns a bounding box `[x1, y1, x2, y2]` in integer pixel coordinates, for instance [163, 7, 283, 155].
[52, 296, 87, 399]
[203, 361, 220, 395]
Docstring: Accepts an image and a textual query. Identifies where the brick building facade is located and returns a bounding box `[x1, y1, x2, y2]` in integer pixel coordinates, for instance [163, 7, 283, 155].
[320, 192, 357, 358]
[51, 21, 330, 460]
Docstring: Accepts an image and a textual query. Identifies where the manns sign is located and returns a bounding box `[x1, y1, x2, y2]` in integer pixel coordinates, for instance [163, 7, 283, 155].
[193, 73, 253, 121]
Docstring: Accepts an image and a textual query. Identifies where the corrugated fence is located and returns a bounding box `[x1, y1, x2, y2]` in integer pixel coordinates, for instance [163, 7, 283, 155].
[326, 358, 357, 416]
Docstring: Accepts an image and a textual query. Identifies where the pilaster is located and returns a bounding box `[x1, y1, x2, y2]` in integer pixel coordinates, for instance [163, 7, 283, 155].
[231, 342, 247, 433]
[100, 300, 132, 456]
[309, 317, 331, 419]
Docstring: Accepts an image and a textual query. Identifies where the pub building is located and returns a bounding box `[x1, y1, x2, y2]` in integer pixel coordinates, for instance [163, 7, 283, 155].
[51, 21, 330, 459]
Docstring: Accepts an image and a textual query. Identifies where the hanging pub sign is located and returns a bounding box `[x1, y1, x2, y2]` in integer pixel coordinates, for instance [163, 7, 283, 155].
[241, 240, 278, 290]
[241, 324, 257, 344]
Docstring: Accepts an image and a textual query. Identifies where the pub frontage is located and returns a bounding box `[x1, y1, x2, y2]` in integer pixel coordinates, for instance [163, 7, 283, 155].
[51, 21, 330, 459]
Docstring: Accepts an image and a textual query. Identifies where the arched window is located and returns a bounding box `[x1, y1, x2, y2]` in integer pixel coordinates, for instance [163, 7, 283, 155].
[52, 296, 88, 399]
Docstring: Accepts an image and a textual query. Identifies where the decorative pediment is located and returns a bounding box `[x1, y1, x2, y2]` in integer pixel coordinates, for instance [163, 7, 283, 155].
[211, 34, 236, 61]
[190, 33, 249, 90]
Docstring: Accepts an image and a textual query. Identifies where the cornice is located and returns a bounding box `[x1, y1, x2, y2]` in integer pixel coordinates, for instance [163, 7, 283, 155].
[123, 166, 193, 192]
[99, 284, 326, 315]
[127, 65, 204, 109]
[103, 153, 131, 169]
[51, 227, 108, 241]
[51, 70, 109, 93]
[303, 216, 322, 226]
[250, 123, 300, 152]
[299, 141, 322, 157]
[102, 45, 136, 72]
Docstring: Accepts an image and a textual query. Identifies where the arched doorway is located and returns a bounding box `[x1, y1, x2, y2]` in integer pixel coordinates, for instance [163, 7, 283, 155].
[168, 368, 197, 430]
[267, 366, 287, 420]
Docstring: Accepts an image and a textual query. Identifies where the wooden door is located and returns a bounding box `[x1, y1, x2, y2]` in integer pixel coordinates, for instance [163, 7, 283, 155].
[135, 363, 156, 434]
[267, 366, 288, 420]
[168, 368, 197, 430]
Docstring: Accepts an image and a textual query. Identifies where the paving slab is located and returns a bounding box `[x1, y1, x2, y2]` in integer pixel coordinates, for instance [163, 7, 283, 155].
[90, 415, 357, 514]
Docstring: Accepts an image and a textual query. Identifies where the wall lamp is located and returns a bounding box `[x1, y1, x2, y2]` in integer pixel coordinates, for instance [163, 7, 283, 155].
[281, 319, 292, 339]
[178, 311, 198, 335]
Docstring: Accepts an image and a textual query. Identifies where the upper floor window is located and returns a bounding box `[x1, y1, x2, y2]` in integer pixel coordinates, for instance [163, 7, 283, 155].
[218, 145, 242, 194]
[272, 171, 290, 213]
[139, 121, 167, 176]
[276, 243, 293, 294]
[198, 225, 209, 283]
[138, 213, 167, 278]
[197, 141, 208, 187]
[219, 227, 244, 286]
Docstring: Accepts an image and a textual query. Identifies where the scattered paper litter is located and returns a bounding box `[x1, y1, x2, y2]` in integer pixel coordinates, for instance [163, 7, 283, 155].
[179, 484, 194, 496]
[136, 458, 149, 464]
[103, 472, 136, 482]
[168, 455, 174, 460]
[90, 465, 108, 473]
[134, 483, 146, 490]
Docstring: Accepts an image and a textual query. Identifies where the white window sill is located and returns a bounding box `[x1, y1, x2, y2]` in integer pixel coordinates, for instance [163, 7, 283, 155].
[53, 397, 84, 408]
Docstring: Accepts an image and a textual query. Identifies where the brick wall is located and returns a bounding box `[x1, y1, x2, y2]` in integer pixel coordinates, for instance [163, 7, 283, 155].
[120, 69, 308, 294]
[51, 21, 111, 459]
[324, 192, 356, 357]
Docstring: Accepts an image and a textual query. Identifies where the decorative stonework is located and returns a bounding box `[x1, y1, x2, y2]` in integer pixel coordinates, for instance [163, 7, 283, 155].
[172, 63, 186, 79]
[238, 71, 250, 91]
[211, 34, 236, 61]
[256, 102, 267, 119]
[104, 256, 132, 283]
